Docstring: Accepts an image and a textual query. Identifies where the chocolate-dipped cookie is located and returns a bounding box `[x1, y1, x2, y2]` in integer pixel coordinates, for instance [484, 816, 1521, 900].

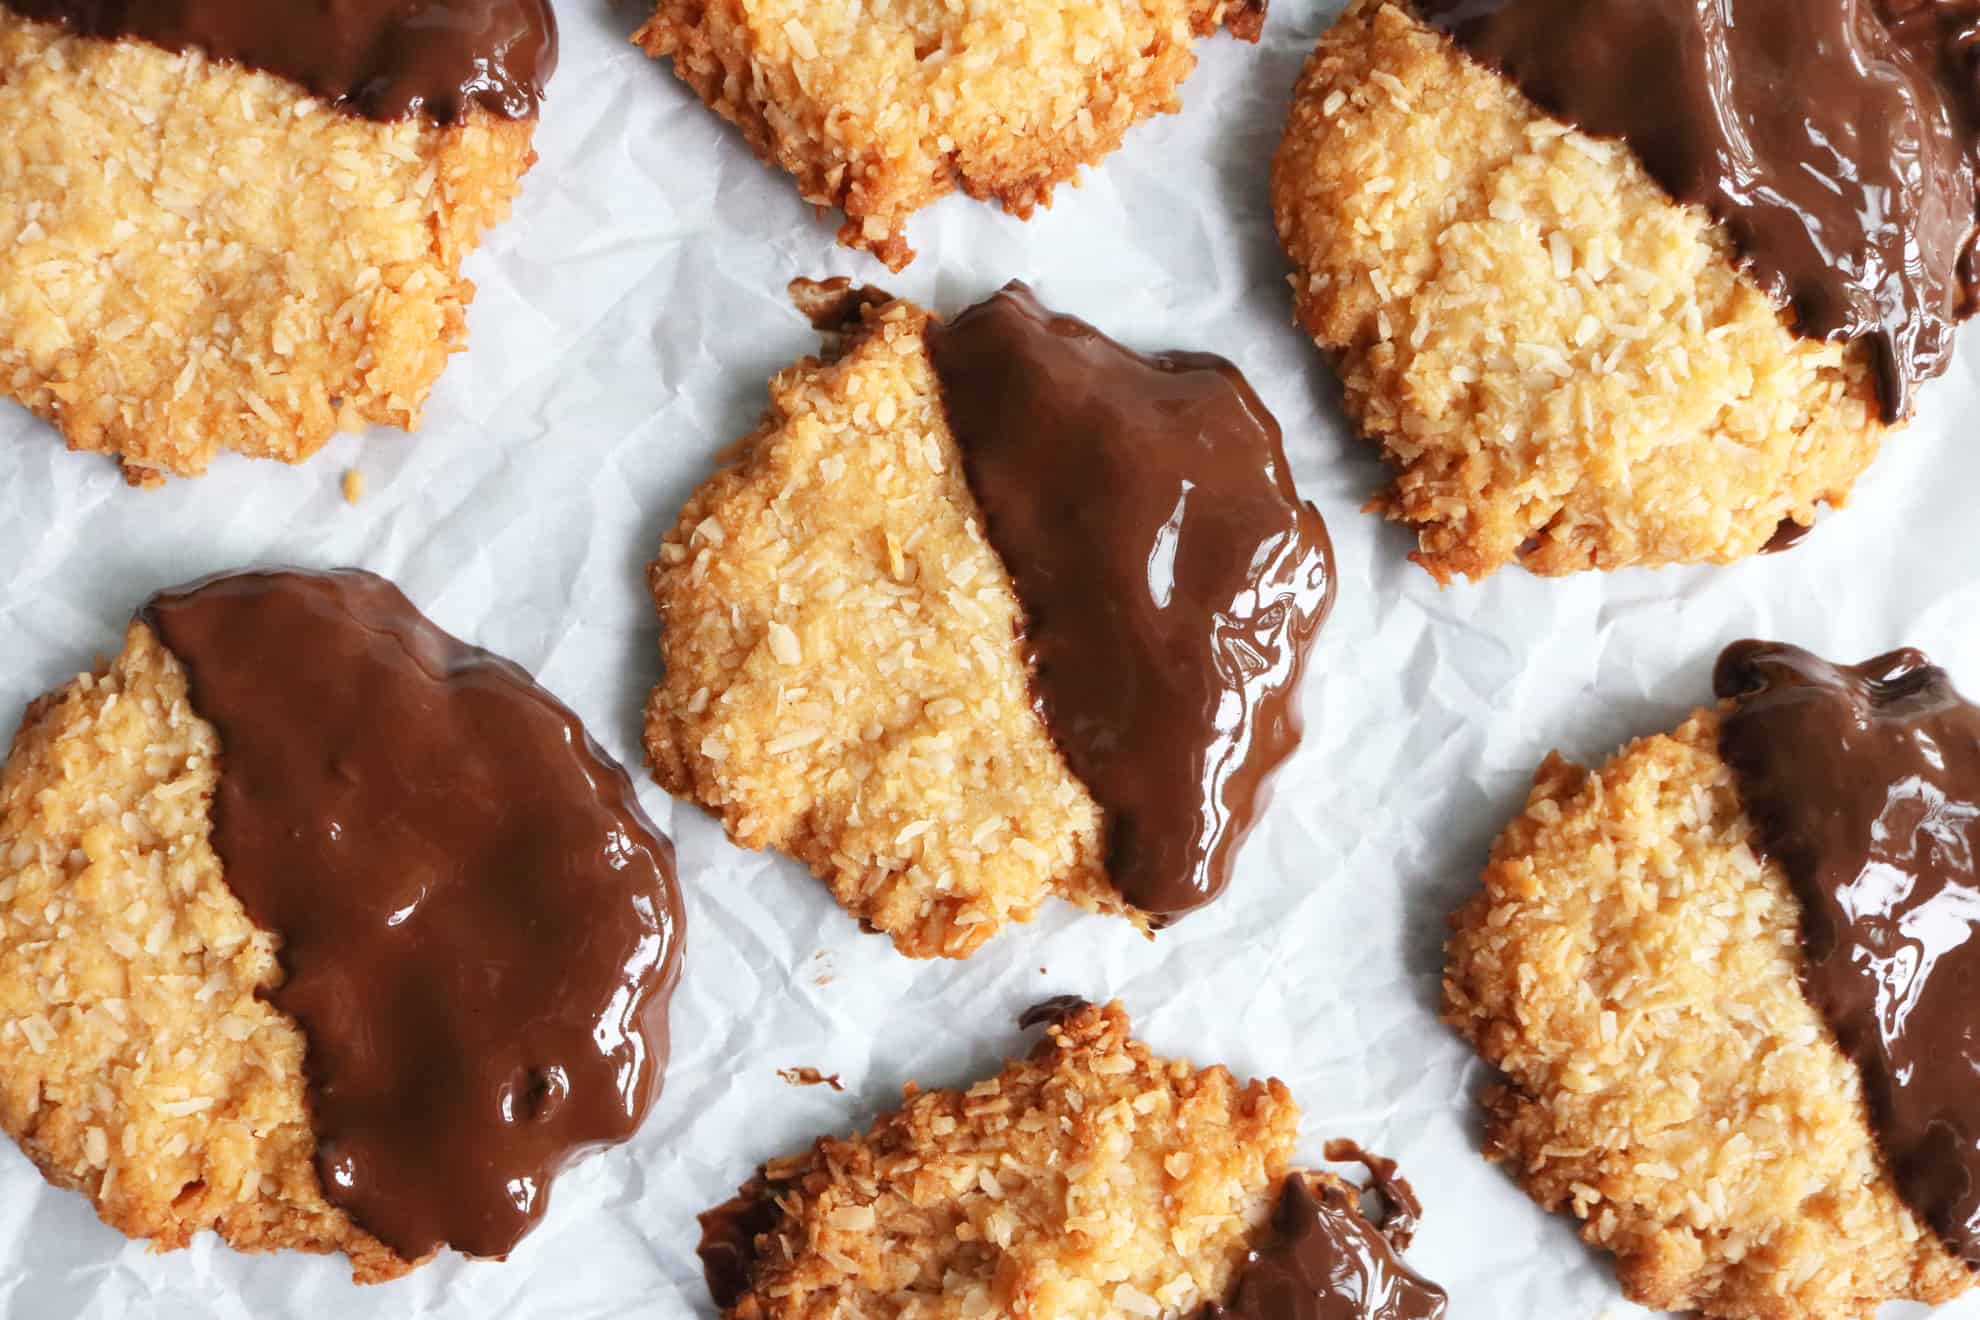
[644, 281, 1334, 958]
[1272, 0, 1976, 580]
[0, 569, 684, 1279]
[700, 999, 1445, 1319]
[0, 0, 554, 483]
[1446, 640, 1980, 1316]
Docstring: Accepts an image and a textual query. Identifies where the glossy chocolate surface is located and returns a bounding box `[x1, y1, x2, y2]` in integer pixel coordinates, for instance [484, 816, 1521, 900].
[1716, 639, 1980, 1262]
[1321, 1139, 1425, 1249]
[1198, 1170, 1448, 1319]
[927, 283, 1336, 922]
[5, 0, 555, 121]
[142, 568, 682, 1261]
[1427, 0, 1980, 419]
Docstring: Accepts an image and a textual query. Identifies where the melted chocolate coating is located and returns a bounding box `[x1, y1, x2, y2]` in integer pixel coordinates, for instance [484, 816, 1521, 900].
[1198, 1173, 1448, 1320]
[1762, 519, 1814, 554]
[926, 284, 1336, 922]
[1017, 994, 1094, 1029]
[1426, 0, 1980, 420]
[1321, 1139, 1425, 1249]
[697, 1186, 781, 1310]
[4, 0, 555, 122]
[141, 569, 683, 1262]
[1716, 640, 1980, 1262]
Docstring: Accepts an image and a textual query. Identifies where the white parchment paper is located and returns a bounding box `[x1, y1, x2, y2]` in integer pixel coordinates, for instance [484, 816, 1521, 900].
[3, 2, 1979, 1315]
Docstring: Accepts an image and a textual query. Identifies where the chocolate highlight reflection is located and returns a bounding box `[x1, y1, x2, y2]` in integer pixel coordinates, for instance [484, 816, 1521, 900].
[928, 283, 1337, 922]
[1427, 0, 1980, 420]
[1716, 639, 1980, 1263]
[142, 568, 683, 1262]
[2, 0, 556, 121]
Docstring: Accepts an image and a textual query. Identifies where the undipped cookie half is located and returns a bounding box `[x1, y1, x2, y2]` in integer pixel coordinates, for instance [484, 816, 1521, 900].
[697, 999, 1446, 1319]
[644, 281, 1334, 959]
[1445, 641, 1980, 1317]
[1272, 0, 1978, 580]
[634, 0, 1265, 270]
[0, 0, 554, 483]
[0, 568, 684, 1280]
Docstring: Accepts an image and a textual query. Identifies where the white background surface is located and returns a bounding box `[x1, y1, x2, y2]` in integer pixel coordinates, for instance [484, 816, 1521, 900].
[2, 1, 1977, 1315]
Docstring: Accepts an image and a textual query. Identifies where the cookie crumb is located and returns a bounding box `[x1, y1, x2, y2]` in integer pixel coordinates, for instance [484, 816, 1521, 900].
[776, 1067, 844, 1092]
[342, 468, 366, 505]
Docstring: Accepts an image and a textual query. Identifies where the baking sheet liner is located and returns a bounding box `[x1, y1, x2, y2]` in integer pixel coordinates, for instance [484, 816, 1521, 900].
[2, 2, 1977, 1315]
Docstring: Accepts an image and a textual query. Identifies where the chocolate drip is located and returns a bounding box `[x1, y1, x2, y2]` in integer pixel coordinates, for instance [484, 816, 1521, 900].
[1426, 0, 1980, 420]
[4, 0, 555, 122]
[1321, 1139, 1425, 1248]
[697, 1186, 782, 1310]
[926, 283, 1336, 922]
[789, 276, 896, 333]
[1716, 639, 1980, 1263]
[1018, 995, 1094, 1030]
[141, 568, 683, 1262]
[1762, 519, 1814, 554]
[1197, 1171, 1448, 1320]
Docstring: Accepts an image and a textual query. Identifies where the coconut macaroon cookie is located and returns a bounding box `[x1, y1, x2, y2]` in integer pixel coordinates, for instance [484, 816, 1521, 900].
[645, 281, 1334, 958]
[634, 0, 1264, 270]
[1272, 0, 1979, 580]
[0, 569, 684, 1279]
[0, 0, 554, 484]
[697, 998, 1447, 1318]
[1445, 642, 1980, 1317]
